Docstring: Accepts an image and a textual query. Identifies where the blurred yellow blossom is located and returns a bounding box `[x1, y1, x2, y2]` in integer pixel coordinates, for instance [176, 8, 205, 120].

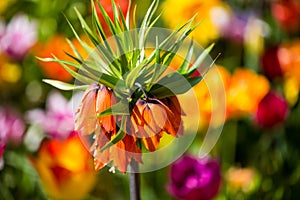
[284, 76, 299, 106]
[31, 135, 96, 200]
[0, 0, 14, 14]
[0, 54, 22, 84]
[161, 0, 230, 45]
[244, 17, 267, 56]
[227, 69, 270, 118]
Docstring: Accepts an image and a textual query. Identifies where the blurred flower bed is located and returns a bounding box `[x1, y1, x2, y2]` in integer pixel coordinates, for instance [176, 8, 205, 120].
[1, 0, 300, 199]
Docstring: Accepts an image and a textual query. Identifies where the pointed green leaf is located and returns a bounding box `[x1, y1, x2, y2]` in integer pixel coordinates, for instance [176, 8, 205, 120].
[185, 43, 214, 77]
[74, 7, 101, 46]
[149, 72, 193, 97]
[178, 39, 194, 73]
[37, 56, 95, 84]
[43, 79, 88, 91]
[66, 39, 84, 61]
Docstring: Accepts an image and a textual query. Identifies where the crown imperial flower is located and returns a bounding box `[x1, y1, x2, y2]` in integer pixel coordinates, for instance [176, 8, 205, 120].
[42, 0, 213, 172]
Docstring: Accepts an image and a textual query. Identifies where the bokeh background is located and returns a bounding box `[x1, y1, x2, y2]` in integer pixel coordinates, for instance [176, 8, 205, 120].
[1, 0, 300, 199]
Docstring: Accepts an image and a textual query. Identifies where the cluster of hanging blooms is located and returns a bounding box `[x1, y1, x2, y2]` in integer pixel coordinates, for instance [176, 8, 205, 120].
[75, 83, 184, 172]
[41, 0, 214, 173]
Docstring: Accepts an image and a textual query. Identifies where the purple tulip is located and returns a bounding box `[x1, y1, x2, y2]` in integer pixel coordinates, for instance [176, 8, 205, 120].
[27, 91, 75, 140]
[0, 14, 37, 59]
[0, 107, 25, 146]
[167, 155, 221, 200]
[256, 91, 289, 128]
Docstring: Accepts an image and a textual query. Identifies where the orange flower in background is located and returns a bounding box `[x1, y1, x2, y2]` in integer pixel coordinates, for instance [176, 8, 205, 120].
[94, 0, 129, 34]
[31, 135, 96, 200]
[190, 65, 230, 129]
[279, 40, 300, 86]
[227, 69, 270, 118]
[273, 40, 300, 105]
[35, 35, 89, 82]
[226, 167, 260, 193]
[271, 0, 300, 33]
[95, 0, 129, 22]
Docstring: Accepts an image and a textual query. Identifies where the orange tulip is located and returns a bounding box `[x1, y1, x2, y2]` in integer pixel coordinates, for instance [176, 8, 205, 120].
[279, 40, 300, 87]
[31, 135, 96, 200]
[227, 69, 270, 118]
[35, 35, 89, 82]
[189, 66, 230, 129]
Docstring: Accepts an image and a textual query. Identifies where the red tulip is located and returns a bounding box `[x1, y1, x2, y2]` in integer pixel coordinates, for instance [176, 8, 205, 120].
[272, 0, 300, 33]
[255, 91, 289, 128]
[261, 46, 284, 80]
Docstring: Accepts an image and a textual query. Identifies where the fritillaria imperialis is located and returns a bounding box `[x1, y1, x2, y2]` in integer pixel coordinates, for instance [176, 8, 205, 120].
[41, 0, 214, 173]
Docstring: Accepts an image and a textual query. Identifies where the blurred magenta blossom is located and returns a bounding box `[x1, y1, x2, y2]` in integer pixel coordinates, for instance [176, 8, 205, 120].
[0, 141, 5, 169]
[0, 107, 26, 145]
[217, 10, 268, 43]
[0, 106, 25, 169]
[167, 155, 221, 200]
[27, 91, 75, 140]
[217, 10, 254, 43]
[0, 14, 37, 59]
[255, 91, 289, 128]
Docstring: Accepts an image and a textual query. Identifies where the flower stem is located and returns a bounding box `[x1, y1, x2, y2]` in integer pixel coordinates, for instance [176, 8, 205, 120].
[130, 160, 141, 200]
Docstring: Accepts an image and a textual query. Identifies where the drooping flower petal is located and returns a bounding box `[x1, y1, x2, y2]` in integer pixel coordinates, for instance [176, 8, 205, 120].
[131, 99, 163, 151]
[96, 85, 116, 133]
[93, 129, 111, 171]
[162, 96, 184, 137]
[93, 131, 142, 173]
[75, 83, 100, 135]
